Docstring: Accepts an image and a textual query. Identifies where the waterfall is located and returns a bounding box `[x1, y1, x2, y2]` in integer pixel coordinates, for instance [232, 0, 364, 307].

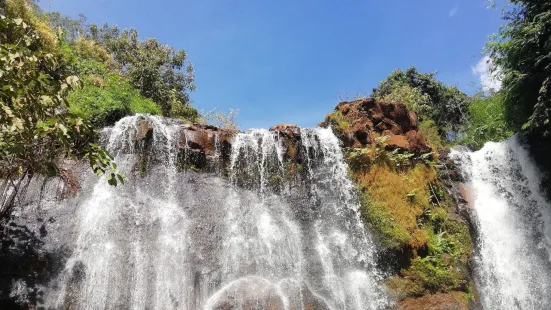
[451, 135, 551, 310]
[30, 115, 390, 309]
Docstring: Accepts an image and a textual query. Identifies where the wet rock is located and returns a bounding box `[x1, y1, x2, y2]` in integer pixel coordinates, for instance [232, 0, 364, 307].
[437, 149, 476, 228]
[205, 276, 331, 310]
[269, 124, 300, 137]
[135, 116, 153, 141]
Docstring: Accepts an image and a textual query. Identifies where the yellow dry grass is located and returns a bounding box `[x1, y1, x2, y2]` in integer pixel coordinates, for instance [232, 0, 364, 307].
[354, 163, 437, 251]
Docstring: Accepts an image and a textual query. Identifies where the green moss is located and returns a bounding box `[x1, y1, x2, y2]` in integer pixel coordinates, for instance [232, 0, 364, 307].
[349, 145, 473, 301]
[359, 192, 411, 249]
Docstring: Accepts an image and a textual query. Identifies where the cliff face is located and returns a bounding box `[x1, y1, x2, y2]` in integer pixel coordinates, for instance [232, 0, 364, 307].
[5, 102, 476, 309]
[320, 98, 477, 310]
[130, 101, 476, 309]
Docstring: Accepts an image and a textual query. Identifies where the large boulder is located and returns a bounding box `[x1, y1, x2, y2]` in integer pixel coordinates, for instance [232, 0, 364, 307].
[320, 98, 431, 154]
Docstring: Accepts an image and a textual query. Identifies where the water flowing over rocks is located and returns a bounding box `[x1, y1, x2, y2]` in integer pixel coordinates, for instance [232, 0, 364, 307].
[450, 136, 551, 310]
[1, 115, 391, 309]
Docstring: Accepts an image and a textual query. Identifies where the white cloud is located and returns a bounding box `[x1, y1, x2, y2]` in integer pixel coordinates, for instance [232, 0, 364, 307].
[449, 4, 459, 17]
[472, 55, 502, 93]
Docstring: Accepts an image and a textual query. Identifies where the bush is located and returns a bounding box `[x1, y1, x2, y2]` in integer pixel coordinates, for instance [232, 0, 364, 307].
[419, 120, 444, 150]
[461, 93, 513, 149]
[68, 74, 161, 126]
[378, 84, 431, 116]
[373, 67, 470, 134]
[488, 1, 551, 136]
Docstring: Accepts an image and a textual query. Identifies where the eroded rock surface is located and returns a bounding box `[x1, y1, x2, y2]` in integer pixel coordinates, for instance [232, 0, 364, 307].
[320, 98, 431, 154]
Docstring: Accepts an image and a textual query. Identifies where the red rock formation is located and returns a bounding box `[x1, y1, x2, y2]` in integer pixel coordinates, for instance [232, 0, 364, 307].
[320, 98, 431, 154]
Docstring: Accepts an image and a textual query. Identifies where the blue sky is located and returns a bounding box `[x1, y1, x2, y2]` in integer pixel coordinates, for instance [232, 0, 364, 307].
[40, 0, 505, 129]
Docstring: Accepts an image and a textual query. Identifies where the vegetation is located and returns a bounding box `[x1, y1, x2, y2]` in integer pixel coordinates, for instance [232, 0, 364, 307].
[324, 110, 351, 134]
[87, 24, 197, 120]
[373, 67, 470, 135]
[43, 6, 199, 123]
[0, 1, 123, 214]
[488, 0, 551, 136]
[344, 137, 473, 301]
[461, 93, 514, 148]
[68, 72, 161, 126]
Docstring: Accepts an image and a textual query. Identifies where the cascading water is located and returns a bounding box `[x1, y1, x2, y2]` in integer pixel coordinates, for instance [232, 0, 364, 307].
[13, 115, 389, 309]
[451, 135, 551, 310]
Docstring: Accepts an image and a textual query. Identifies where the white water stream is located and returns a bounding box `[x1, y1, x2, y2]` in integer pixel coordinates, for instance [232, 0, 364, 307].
[39, 116, 389, 309]
[451, 136, 551, 310]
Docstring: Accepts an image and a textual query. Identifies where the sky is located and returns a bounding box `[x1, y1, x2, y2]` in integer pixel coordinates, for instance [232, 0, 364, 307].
[39, 0, 505, 129]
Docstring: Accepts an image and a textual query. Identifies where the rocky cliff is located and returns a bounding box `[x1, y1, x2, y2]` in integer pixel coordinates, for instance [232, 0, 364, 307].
[1, 100, 477, 309]
[128, 100, 477, 310]
[320, 98, 477, 310]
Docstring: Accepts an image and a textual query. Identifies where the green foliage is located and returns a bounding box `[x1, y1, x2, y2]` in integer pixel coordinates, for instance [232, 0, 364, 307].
[488, 1, 551, 136]
[461, 93, 514, 148]
[419, 119, 444, 150]
[400, 255, 465, 295]
[347, 138, 429, 172]
[88, 24, 197, 119]
[50, 21, 163, 126]
[359, 192, 411, 249]
[347, 139, 472, 299]
[44, 11, 87, 41]
[373, 66, 469, 133]
[378, 83, 431, 115]
[0, 12, 122, 204]
[68, 74, 161, 126]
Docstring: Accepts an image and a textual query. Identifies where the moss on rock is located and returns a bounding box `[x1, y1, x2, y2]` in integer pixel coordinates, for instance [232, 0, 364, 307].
[323, 99, 475, 308]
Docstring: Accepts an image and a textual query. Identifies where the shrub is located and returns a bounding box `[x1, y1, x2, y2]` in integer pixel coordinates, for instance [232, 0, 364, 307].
[373, 67, 470, 134]
[461, 93, 513, 149]
[378, 84, 431, 116]
[488, 0, 551, 136]
[419, 119, 443, 150]
[68, 74, 161, 126]
[325, 110, 351, 134]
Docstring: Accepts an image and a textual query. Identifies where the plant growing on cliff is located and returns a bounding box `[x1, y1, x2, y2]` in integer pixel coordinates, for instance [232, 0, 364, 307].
[0, 7, 122, 214]
[461, 92, 514, 148]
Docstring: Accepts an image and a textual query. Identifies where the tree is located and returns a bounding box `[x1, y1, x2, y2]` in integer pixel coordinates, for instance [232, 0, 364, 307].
[0, 5, 121, 214]
[488, 0, 551, 136]
[44, 11, 87, 41]
[88, 24, 198, 120]
[373, 67, 470, 133]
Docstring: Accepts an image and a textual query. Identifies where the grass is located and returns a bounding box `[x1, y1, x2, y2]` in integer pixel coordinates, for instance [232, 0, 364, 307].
[326, 110, 351, 133]
[419, 119, 444, 151]
[355, 163, 436, 252]
[346, 145, 473, 301]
